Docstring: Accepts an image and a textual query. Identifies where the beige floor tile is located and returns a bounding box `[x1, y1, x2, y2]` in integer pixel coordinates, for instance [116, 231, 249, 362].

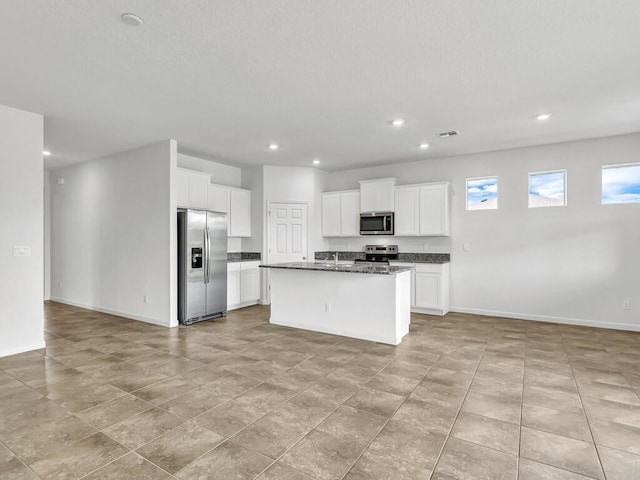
[30, 432, 128, 480]
[518, 458, 594, 480]
[258, 462, 313, 480]
[433, 437, 517, 480]
[280, 430, 366, 480]
[582, 396, 640, 428]
[577, 379, 640, 406]
[365, 371, 420, 395]
[345, 386, 405, 417]
[368, 418, 446, 468]
[8, 302, 639, 480]
[195, 399, 265, 437]
[393, 397, 458, 434]
[597, 445, 640, 480]
[462, 390, 521, 424]
[469, 376, 522, 402]
[522, 404, 592, 441]
[76, 394, 151, 429]
[136, 420, 224, 473]
[3, 416, 97, 464]
[175, 441, 273, 480]
[590, 416, 640, 455]
[345, 447, 433, 480]
[233, 410, 311, 458]
[316, 405, 387, 444]
[271, 390, 340, 428]
[103, 407, 185, 450]
[451, 411, 520, 455]
[82, 452, 171, 479]
[520, 427, 604, 479]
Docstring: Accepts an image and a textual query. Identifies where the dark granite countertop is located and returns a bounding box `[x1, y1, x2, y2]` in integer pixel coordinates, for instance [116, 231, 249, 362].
[260, 262, 413, 275]
[228, 252, 261, 262]
[314, 251, 450, 264]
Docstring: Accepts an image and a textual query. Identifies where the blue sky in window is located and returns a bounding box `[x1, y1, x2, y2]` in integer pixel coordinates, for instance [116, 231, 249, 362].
[602, 164, 640, 204]
[467, 177, 497, 207]
[529, 171, 565, 200]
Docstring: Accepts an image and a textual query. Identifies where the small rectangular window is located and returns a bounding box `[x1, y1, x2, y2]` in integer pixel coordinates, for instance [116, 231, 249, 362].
[466, 177, 498, 210]
[528, 170, 566, 208]
[602, 163, 640, 204]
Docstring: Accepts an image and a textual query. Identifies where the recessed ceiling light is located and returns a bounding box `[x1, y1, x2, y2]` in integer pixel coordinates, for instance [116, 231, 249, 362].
[121, 13, 144, 27]
[534, 113, 551, 121]
[419, 143, 430, 150]
[42, 150, 51, 156]
[391, 118, 405, 127]
[312, 159, 320, 165]
[267, 143, 279, 150]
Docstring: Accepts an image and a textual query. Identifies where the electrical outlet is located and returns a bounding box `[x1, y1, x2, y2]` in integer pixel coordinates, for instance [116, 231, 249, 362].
[144, 295, 149, 304]
[423, 243, 429, 252]
[463, 243, 471, 252]
[622, 300, 630, 310]
[325, 302, 331, 313]
[58, 281, 62, 289]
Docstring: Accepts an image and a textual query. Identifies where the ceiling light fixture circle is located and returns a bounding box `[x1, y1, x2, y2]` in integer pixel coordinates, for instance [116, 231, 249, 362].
[534, 113, 551, 121]
[121, 13, 144, 27]
[267, 143, 279, 150]
[42, 150, 51, 156]
[419, 143, 430, 150]
[391, 119, 405, 127]
[312, 159, 320, 165]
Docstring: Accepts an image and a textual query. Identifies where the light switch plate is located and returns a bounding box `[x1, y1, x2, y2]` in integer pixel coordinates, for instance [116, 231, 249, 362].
[13, 246, 31, 256]
[463, 243, 471, 252]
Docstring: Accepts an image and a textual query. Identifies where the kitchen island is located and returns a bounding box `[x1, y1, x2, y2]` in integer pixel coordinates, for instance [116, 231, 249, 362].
[261, 262, 412, 345]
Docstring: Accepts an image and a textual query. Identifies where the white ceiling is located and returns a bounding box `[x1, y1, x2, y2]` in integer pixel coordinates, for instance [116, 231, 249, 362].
[1, 1, 640, 171]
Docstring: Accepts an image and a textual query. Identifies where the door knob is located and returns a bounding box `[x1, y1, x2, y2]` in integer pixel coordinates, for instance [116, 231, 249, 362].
[302, 256, 306, 260]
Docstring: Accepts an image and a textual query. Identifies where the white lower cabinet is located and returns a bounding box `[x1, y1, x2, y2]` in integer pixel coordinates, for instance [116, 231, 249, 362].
[393, 262, 450, 316]
[227, 261, 261, 311]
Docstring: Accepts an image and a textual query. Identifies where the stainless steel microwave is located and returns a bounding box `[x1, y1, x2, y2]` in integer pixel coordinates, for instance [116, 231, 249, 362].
[360, 212, 394, 235]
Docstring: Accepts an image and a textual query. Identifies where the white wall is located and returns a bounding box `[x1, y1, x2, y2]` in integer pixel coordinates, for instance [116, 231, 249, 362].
[325, 133, 640, 331]
[0, 104, 44, 357]
[177, 153, 241, 187]
[44, 169, 51, 300]
[51, 140, 178, 327]
[263, 166, 328, 256]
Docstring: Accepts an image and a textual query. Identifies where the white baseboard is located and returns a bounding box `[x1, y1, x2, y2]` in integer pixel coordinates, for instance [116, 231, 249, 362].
[449, 306, 640, 332]
[0, 341, 47, 358]
[49, 297, 176, 328]
[228, 300, 260, 311]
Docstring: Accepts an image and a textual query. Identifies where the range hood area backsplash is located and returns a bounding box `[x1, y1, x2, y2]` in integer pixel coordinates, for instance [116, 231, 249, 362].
[314, 251, 450, 263]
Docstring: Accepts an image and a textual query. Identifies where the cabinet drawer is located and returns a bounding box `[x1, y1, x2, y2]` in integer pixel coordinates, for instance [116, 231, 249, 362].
[240, 261, 260, 271]
[227, 262, 241, 272]
[414, 263, 445, 274]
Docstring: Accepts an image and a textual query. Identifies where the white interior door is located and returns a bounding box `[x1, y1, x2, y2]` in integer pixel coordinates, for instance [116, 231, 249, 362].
[268, 203, 308, 264]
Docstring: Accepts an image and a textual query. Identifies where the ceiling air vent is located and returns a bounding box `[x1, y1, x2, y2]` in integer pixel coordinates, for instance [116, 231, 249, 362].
[438, 130, 459, 138]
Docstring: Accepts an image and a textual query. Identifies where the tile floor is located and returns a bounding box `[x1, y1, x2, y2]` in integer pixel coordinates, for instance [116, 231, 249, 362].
[1, 302, 640, 479]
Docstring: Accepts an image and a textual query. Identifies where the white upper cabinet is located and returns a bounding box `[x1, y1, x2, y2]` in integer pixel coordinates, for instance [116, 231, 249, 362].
[394, 182, 450, 236]
[419, 183, 450, 236]
[208, 184, 229, 213]
[176, 168, 210, 209]
[229, 188, 251, 237]
[340, 191, 360, 237]
[177, 169, 251, 238]
[322, 190, 360, 237]
[322, 193, 341, 237]
[394, 186, 420, 236]
[359, 178, 397, 212]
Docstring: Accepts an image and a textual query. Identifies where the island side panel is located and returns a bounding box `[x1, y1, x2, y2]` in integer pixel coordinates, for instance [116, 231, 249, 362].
[269, 269, 411, 345]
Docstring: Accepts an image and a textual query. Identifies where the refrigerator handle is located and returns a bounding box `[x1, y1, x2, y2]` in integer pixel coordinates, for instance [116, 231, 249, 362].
[204, 228, 209, 284]
[206, 227, 212, 284]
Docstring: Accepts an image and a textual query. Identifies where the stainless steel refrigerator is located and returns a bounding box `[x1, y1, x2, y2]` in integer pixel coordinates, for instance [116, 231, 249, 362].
[178, 209, 227, 325]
